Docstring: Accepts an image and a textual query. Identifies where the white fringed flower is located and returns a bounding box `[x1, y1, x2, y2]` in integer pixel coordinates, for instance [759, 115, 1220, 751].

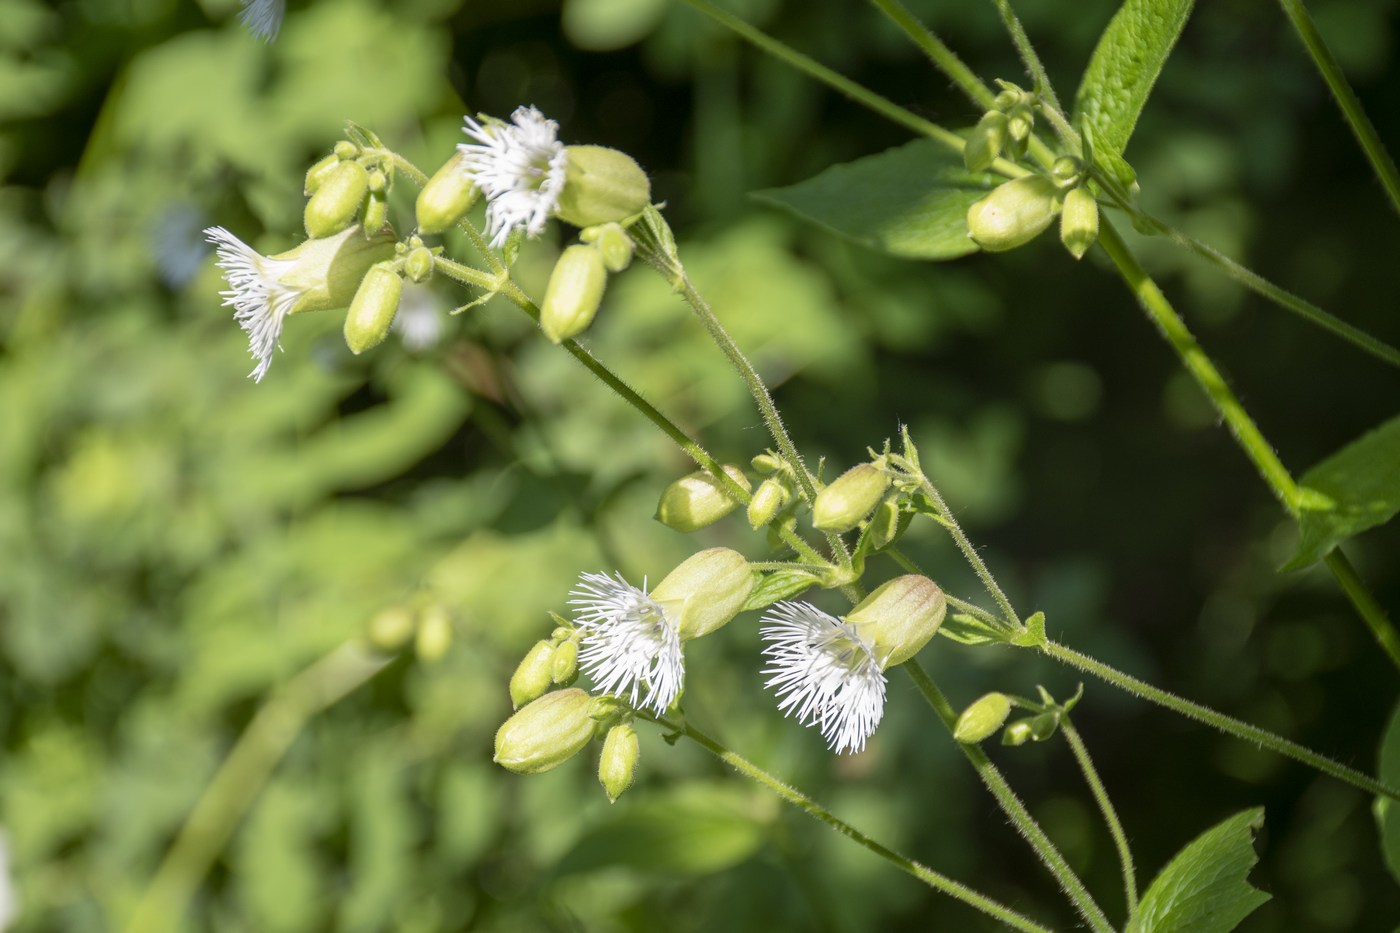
[570, 571, 683, 714]
[458, 106, 568, 248]
[204, 226, 302, 382]
[761, 601, 887, 755]
[239, 0, 286, 42]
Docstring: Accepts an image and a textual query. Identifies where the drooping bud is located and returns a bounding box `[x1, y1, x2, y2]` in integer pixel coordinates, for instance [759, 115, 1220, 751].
[581, 222, 635, 272]
[494, 688, 599, 774]
[343, 263, 404, 355]
[278, 224, 398, 316]
[655, 465, 751, 533]
[554, 145, 651, 228]
[648, 546, 754, 640]
[953, 693, 1013, 744]
[966, 175, 1060, 253]
[1059, 186, 1099, 260]
[415, 604, 453, 663]
[404, 245, 434, 284]
[540, 243, 608, 344]
[812, 463, 890, 533]
[845, 575, 947, 668]
[305, 160, 370, 238]
[415, 150, 480, 235]
[964, 111, 1009, 172]
[304, 153, 341, 195]
[747, 477, 789, 530]
[509, 640, 557, 709]
[598, 723, 640, 803]
[551, 638, 579, 686]
[367, 604, 416, 652]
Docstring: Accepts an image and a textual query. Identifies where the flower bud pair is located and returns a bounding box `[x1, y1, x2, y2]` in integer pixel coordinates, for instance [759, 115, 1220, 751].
[655, 465, 751, 533]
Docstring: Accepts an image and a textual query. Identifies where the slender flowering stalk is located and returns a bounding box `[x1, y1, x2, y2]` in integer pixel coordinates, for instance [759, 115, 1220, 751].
[761, 601, 887, 754]
[204, 227, 303, 381]
[238, 0, 285, 42]
[570, 572, 684, 714]
[459, 106, 568, 248]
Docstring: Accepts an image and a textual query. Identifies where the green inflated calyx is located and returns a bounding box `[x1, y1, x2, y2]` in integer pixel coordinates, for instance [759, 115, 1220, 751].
[494, 688, 599, 774]
[305, 160, 370, 238]
[343, 263, 403, 355]
[812, 463, 890, 533]
[277, 224, 397, 317]
[598, 723, 640, 803]
[509, 640, 557, 709]
[648, 546, 754, 640]
[845, 575, 947, 668]
[554, 145, 651, 228]
[655, 465, 751, 533]
[966, 175, 1060, 253]
[540, 243, 608, 344]
[415, 150, 479, 235]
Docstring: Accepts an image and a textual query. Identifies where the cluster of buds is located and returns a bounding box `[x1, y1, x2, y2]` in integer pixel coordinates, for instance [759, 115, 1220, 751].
[364, 601, 454, 663]
[953, 684, 1082, 746]
[966, 156, 1099, 259]
[963, 80, 1037, 173]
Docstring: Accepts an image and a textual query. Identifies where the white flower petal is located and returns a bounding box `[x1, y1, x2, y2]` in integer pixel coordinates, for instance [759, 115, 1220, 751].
[761, 601, 886, 755]
[239, 0, 286, 41]
[571, 571, 684, 714]
[458, 106, 568, 248]
[204, 226, 301, 382]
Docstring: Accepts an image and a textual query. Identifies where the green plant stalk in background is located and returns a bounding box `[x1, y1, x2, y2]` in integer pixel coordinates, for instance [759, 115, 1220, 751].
[1060, 716, 1138, 917]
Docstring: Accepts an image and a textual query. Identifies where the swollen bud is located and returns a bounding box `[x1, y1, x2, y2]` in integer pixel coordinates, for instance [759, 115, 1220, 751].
[845, 574, 947, 668]
[404, 245, 434, 284]
[343, 264, 404, 354]
[964, 112, 1008, 172]
[363, 190, 389, 236]
[305, 160, 370, 238]
[649, 547, 754, 640]
[416, 150, 480, 235]
[494, 688, 598, 774]
[540, 244, 607, 344]
[554, 146, 651, 228]
[966, 175, 1060, 252]
[1059, 186, 1099, 260]
[367, 604, 416, 652]
[551, 639, 579, 685]
[598, 723, 640, 803]
[953, 693, 1013, 744]
[747, 477, 789, 530]
[304, 153, 341, 195]
[812, 463, 890, 533]
[1002, 719, 1035, 746]
[655, 465, 750, 533]
[415, 604, 453, 663]
[509, 640, 557, 709]
[580, 222, 635, 272]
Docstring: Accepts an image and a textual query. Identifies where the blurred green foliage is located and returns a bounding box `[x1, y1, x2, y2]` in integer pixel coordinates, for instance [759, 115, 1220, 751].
[2, 0, 1399, 930]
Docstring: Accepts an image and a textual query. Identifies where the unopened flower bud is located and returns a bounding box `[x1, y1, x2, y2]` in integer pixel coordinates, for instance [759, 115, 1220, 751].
[845, 575, 947, 668]
[1002, 719, 1035, 746]
[964, 112, 1008, 172]
[1006, 104, 1034, 143]
[598, 723, 640, 803]
[367, 604, 416, 652]
[540, 244, 607, 344]
[649, 546, 754, 640]
[362, 189, 389, 236]
[551, 639, 579, 685]
[812, 463, 890, 533]
[415, 604, 453, 663]
[305, 160, 370, 238]
[747, 477, 789, 530]
[343, 263, 404, 355]
[494, 688, 598, 774]
[554, 145, 651, 228]
[1059, 186, 1099, 260]
[404, 245, 434, 284]
[334, 140, 359, 161]
[509, 640, 557, 709]
[416, 150, 480, 235]
[655, 465, 751, 533]
[953, 692, 1013, 744]
[751, 452, 783, 474]
[304, 153, 341, 195]
[581, 222, 635, 272]
[966, 175, 1059, 253]
[1027, 711, 1060, 741]
[366, 168, 387, 194]
[1051, 156, 1084, 189]
[865, 498, 901, 551]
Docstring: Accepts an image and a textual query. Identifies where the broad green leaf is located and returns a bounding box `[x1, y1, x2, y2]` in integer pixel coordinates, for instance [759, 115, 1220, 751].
[753, 139, 998, 260]
[1129, 808, 1270, 933]
[1285, 413, 1400, 569]
[554, 782, 771, 877]
[1376, 698, 1400, 884]
[1074, 0, 1195, 186]
[742, 569, 819, 612]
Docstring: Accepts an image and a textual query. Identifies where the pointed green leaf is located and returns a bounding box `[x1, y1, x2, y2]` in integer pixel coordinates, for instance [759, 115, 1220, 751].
[753, 139, 999, 261]
[1376, 698, 1400, 884]
[1074, 0, 1195, 186]
[1129, 808, 1270, 933]
[1285, 413, 1400, 569]
[742, 569, 819, 612]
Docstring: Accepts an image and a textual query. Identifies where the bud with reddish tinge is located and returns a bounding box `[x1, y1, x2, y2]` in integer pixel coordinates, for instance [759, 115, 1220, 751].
[494, 688, 599, 774]
[812, 463, 890, 533]
[655, 465, 751, 533]
[845, 575, 947, 668]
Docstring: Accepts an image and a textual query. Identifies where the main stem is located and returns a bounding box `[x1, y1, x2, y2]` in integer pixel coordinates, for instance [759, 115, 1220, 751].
[650, 714, 1055, 933]
[124, 643, 392, 933]
[1042, 639, 1400, 801]
[904, 661, 1115, 933]
[1096, 218, 1400, 670]
[1060, 717, 1137, 918]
